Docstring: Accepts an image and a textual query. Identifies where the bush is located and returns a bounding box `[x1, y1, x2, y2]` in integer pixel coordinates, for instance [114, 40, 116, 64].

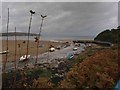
[59, 49, 119, 88]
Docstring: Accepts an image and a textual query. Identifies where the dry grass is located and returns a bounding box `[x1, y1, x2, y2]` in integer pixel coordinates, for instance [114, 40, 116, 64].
[1, 40, 62, 62]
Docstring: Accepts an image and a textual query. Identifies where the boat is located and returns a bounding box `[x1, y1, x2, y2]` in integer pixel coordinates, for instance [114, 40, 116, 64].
[0, 50, 9, 54]
[19, 55, 31, 62]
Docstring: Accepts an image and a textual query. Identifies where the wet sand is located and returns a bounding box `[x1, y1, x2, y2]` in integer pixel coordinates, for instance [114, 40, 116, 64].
[1, 40, 62, 62]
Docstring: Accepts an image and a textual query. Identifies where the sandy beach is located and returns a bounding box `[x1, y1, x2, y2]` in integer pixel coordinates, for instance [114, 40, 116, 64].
[1, 40, 63, 62]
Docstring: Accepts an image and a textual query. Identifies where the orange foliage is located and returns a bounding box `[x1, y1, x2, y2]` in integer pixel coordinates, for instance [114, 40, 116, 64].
[59, 49, 119, 88]
[32, 77, 54, 88]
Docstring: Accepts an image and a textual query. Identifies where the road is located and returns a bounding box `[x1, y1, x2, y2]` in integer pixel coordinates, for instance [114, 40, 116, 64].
[4, 43, 86, 72]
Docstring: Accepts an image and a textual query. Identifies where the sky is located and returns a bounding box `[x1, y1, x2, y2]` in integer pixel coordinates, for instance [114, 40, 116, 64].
[1, 2, 118, 37]
[118, 2, 120, 26]
[1, 0, 120, 2]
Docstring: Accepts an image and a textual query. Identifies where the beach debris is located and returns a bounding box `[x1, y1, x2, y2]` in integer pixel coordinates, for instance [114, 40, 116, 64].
[18, 43, 21, 48]
[19, 55, 31, 62]
[23, 41, 26, 43]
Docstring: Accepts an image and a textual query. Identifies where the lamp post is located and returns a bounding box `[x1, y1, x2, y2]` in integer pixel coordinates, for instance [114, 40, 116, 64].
[13, 27, 17, 87]
[3, 8, 9, 73]
[35, 14, 47, 65]
[26, 10, 35, 60]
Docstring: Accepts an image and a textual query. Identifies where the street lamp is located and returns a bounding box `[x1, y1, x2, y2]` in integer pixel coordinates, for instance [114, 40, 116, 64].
[3, 8, 9, 73]
[13, 27, 17, 87]
[35, 14, 47, 65]
[26, 10, 35, 60]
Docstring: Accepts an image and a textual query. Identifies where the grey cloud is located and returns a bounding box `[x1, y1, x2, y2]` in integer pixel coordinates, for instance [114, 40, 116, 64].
[2, 0, 119, 2]
[2, 2, 118, 37]
[118, 1, 120, 25]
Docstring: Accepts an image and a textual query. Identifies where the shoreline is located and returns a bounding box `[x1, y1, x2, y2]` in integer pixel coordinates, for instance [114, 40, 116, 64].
[0, 36, 94, 41]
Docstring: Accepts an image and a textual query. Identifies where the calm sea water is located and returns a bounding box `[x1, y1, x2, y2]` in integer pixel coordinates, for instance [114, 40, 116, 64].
[0, 36, 94, 41]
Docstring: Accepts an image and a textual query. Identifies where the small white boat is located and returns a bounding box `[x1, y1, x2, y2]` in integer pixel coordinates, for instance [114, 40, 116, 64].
[0, 50, 9, 54]
[19, 55, 31, 62]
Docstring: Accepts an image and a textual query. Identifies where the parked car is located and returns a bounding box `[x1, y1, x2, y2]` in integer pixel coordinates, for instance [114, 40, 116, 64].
[56, 46, 61, 50]
[49, 47, 55, 52]
[67, 52, 74, 60]
[73, 47, 78, 51]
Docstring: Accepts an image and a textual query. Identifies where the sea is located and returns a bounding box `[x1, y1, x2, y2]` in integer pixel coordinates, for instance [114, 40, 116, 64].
[0, 36, 94, 41]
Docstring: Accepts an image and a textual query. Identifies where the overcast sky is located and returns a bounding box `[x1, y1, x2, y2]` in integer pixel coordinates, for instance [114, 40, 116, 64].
[1, 0, 119, 2]
[2, 2, 118, 37]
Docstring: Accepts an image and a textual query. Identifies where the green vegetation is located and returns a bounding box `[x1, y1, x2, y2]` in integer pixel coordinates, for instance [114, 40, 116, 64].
[73, 56, 84, 64]
[94, 26, 120, 43]
[2, 67, 53, 88]
[27, 67, 53, 78]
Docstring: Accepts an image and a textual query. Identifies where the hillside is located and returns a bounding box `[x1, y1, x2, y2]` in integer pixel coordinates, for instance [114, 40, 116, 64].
[94, 26, 120, 43]
[59, 48, 119, 88]
[0, 32, 38, 36]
